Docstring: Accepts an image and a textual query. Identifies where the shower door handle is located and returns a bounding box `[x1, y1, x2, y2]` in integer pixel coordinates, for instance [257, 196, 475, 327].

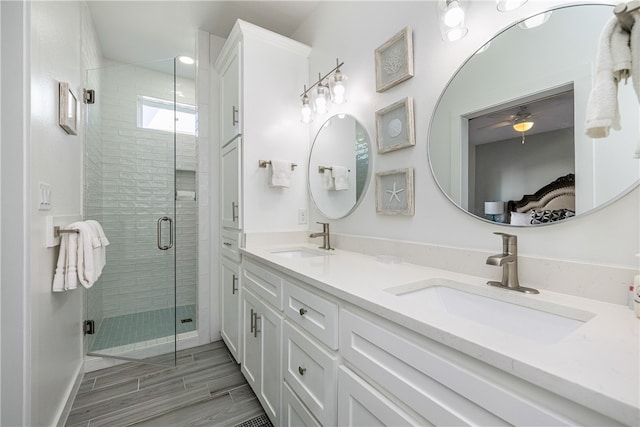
[157, 216, 173, 250]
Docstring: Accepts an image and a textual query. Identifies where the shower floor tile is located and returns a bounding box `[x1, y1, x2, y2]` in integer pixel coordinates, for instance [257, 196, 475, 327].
[90, 305, 196, 352]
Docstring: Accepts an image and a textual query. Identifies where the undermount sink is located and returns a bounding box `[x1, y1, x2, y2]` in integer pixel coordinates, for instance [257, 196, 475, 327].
[385, 278, 595, 343]
[270, 247, 332, 259]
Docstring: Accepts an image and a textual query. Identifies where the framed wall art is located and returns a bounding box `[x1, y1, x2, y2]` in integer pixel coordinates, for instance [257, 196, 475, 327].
[374, 26, 414, 93]
[375, 168, 414, 215]
[375, 97, 415, 153]
[59, 82, 78, 135]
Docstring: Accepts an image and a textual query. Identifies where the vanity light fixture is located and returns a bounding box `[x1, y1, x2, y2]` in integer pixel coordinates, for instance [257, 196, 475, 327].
[496, 0, 528, 12]
[518, 11, 552, 29]
[299, 58, 347, 123]
[439, 0, 469, 42]
[300, 86, 312, 124]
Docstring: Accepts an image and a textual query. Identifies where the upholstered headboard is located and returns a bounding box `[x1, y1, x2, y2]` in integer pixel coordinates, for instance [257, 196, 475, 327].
[507, 174, 575, 225]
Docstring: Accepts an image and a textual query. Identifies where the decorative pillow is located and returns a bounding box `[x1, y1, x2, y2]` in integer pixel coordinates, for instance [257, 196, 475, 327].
[530, 209, 575, 224]
[510, 211, 532, 226]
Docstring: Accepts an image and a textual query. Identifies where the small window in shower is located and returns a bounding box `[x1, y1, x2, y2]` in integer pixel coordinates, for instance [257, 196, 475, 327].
[137, 95, 196, 135]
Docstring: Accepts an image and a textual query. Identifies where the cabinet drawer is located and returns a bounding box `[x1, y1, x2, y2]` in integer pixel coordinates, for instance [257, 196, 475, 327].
[340, 309, 509, 426]
[242, 259, 283, 310]
[340, 308, 617, 426]
[221, 229, 241, 262]
[282, 382, 322, 427]
[284, 280, 339, 350]
[283, 321, 338, 426]
[337, 366, 424, 427]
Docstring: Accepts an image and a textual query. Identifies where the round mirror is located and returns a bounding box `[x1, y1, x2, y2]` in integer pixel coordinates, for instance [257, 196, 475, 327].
[308, 114, 371, 219]
[428, 4, 639, 226]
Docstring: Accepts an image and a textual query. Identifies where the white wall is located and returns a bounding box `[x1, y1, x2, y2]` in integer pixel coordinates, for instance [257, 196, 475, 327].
[28, 1, 101, 425]
[1, 2, 30, 425]
[292, 0, 638, 270]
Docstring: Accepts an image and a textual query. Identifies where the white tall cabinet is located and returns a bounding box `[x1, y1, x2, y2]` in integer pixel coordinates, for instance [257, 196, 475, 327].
[214, 19, 311, 422]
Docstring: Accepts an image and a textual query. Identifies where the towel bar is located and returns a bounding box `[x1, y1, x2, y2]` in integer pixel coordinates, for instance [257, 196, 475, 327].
[54, 226, 79, 237]
[258, 160, 297, 171]
[318, 166, 351, 173]
[615, 0, 639, 33]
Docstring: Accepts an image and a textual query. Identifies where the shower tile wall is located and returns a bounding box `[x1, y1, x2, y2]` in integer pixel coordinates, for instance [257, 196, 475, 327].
[86, 63, 198, 321]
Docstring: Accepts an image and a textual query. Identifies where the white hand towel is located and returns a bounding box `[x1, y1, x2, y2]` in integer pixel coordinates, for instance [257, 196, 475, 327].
[585, 17, 630, 138]
[85, 219, 109, 280]
[323, 169, 335, 190]
[176, 190, 196, 201]
[52, 232, 70, 292]
[269, 160, 291, 188]
[332, 166, 349, 191]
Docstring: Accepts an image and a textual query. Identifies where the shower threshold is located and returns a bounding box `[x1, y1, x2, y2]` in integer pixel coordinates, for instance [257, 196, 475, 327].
[88, 304, 197, 358]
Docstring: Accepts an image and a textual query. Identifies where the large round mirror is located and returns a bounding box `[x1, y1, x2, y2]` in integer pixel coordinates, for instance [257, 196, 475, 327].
[428, 4, 639, 226]
[308, 114, 371, 219]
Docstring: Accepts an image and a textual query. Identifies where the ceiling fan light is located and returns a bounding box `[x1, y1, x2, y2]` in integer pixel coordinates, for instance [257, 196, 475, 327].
[513, 121, 534, 133]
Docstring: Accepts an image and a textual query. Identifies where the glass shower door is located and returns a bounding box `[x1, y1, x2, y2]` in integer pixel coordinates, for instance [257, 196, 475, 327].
[84, 59, 177, 365]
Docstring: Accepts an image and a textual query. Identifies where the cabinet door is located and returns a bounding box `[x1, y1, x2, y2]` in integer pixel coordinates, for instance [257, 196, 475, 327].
[220, 43, 241, 144]
[221, 136, 241, 229]
[241, 288, 283, 426]
[241, 289, 261, 392]
[337, 366, 423, 427]
[258, 296, 283, 425]
[220, 258, 240, 362]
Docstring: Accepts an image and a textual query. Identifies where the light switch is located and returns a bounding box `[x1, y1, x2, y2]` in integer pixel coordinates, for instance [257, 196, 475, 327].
[38, 182, 51, 211]
[298, 208, 307, 224]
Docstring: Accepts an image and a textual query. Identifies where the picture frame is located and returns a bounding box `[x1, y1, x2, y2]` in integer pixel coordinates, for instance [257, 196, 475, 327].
[375, 97, 415, 153]
[374, 26, 414, 93]
[375, 168, 414, 215]
[59, 82, 78, 135]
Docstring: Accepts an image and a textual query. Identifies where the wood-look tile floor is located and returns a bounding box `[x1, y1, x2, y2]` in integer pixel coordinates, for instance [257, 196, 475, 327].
[65, 341, 267, 427]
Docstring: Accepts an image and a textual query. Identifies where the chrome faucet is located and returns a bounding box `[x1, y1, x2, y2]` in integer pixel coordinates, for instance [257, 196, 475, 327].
[486, 232, 539, 294]
[309, 222, 334, 250]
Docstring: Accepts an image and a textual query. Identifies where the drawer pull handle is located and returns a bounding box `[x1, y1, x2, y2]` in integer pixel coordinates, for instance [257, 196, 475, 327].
[223, 242, 232, 247]
[250, 309, 255, 334]
[232, 106, 239, 126]
[231, 201, 238, 222]
[232, 274, 238, 294]
[299, 308, 308, 316]
[298, 366, 306, 376]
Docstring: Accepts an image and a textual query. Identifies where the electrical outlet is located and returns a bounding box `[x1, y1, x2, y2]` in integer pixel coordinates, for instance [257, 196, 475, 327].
[298, 208, 308, 224]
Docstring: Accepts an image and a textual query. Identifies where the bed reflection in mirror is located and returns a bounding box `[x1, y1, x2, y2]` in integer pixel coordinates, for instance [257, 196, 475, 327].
[428, 4, 639, 227]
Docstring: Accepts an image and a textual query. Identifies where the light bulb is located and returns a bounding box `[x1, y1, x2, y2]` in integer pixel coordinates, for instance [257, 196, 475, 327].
[300, 95, 312, 124]
[518, 12, 552, 29]
[444, 26, 468, 42]
[314, 83, 329, 114]
[496, 0, 527, 12]
[443, 1, 464, 27]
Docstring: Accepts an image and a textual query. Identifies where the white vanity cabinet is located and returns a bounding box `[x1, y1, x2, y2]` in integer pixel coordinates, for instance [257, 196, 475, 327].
[241, 286, 283, 425]
[339, 308, 622, 427]
[219, 42, 241, 145]
[221, 137, 241, 230]
[220, 257, 240, 362]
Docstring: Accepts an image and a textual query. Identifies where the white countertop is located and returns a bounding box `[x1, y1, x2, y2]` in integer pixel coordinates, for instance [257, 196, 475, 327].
[241, 244, 640, 425]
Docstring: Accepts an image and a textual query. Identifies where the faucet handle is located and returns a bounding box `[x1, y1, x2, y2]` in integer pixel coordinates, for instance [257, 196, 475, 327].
[493, 231, 516, 241]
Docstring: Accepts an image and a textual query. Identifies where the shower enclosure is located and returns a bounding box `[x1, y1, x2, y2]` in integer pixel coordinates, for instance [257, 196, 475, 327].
[84, 58, 198, 364]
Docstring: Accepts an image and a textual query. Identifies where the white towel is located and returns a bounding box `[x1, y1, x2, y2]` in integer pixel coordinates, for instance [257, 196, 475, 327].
[322, 169, 335, 190]
[269, 160, 291, 188]
[176, 190, 196, 201]
[585, 17, 631, 138]
[331, 166, 349, 191]
[52, 220, 109, 292]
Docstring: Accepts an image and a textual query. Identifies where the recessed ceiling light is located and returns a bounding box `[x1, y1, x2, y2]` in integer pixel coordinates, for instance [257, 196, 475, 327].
[178, 56, 194, 65]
